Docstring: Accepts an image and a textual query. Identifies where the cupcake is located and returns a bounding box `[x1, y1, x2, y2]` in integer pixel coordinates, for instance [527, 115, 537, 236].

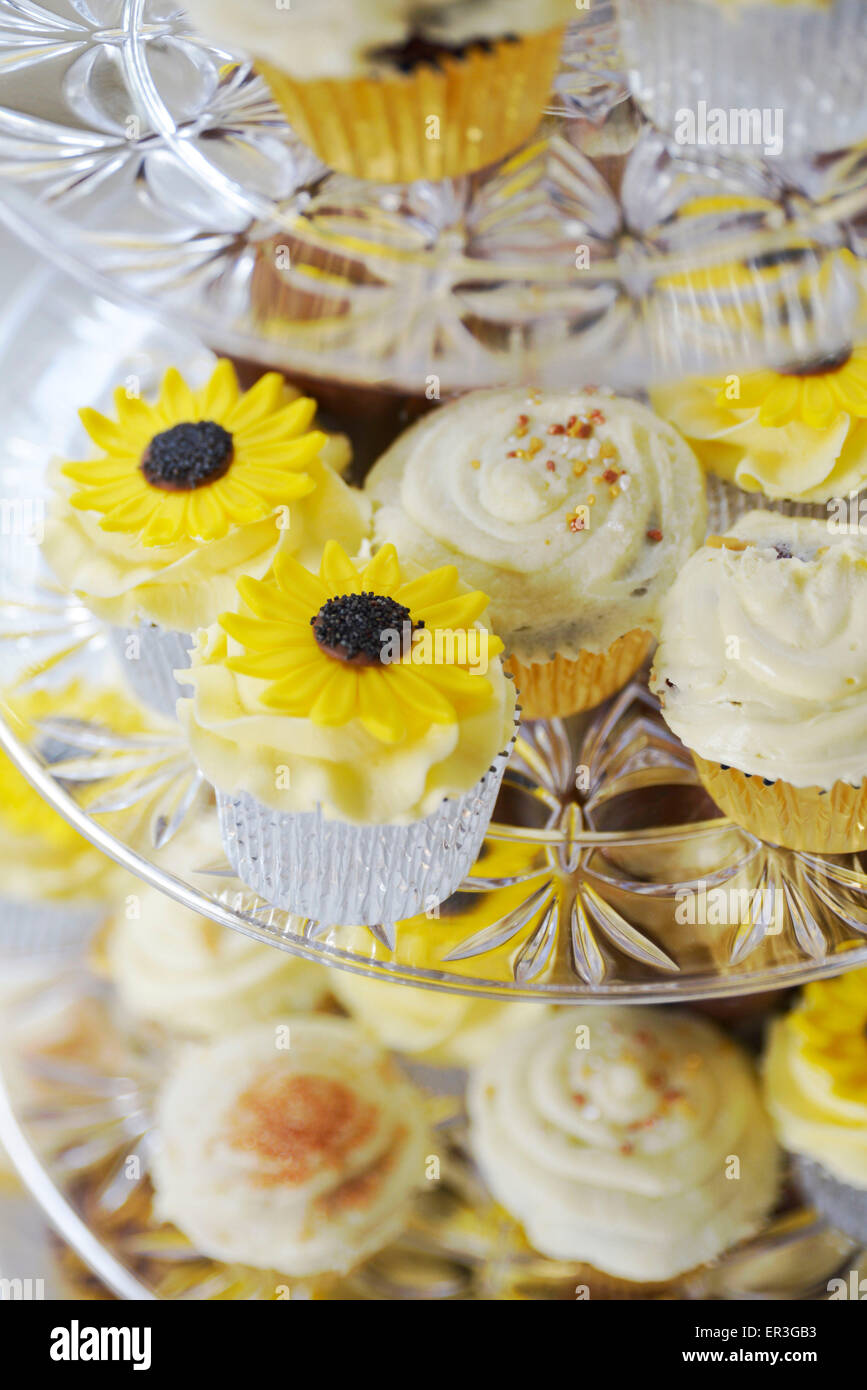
[42, 361, 369, 719]
[467, 1008, 780, 1290]
[764, 971, 867, 1242]
[152, 1018, 430, 1278]
[366, 387, 707, 718]
[652, 348, 867, 504]
[616, 0, 867, 160]
[0, 682, 149, 952]
[331, 971, 549, 1067]
[179, 539, 517, 925]
[106, 881, 330, 1039]
[182, 0, 570, 182]
[650, 512, 867, 852]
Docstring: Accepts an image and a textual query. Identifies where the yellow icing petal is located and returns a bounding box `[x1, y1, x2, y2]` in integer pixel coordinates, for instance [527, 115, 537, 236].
[198, 359, 241, 418]
[62, 458, 136, 485]
[79, 407, 125, 453]
[259, 658, 334, 712]
[389, 665, 457, 724]
[320, 540, 360, 594]
[238, 467, 316, 502]
[801, 376, 839, 430]
[242, 433, 327, 469]
[138, 494, 189, 547]
[357, 669, 406, 743]
[418, 592, 490, 632]
[155, 366, 197, 425]
[308, 666, 359, 726]
[234, 577, 310, 631]
[394, 565, 460, 611]
[226, 649, 310, 680]
[241, 395, 317, 445]
[226, 373, 285, 432]
[361, 544, 401, 595]
[204, 478, 264, 526]
[98, 493, 158, 531]
[112, 388, 158, 436]
[424, 663, 494, 705]
[68, 479, 142, 510]
[756, 377, 801, 427]
[720, 371, 776, 412]
[272, 551, 330, 611]
[220, 613, 301, 652]
[187, 486, 231, 541]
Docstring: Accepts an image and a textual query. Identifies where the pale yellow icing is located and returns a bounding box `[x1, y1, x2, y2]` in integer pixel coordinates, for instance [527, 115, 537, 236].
[468, 1008, 780, 1281]
[367, 389, 706, 662]
[331, 971, 550, 1066]
[152, 1018, 430, 1276]
[650, 512, 867, 789]
[653, 374, 867, 504]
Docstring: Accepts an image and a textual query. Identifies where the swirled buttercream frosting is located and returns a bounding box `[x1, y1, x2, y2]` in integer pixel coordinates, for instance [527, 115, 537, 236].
[467, 1008, 780, 1281]
[108, 884, 328, 1038]
[152, 1018, 430, 1276]
[367, 388, 706, 663]
[650, 511, 867, 788]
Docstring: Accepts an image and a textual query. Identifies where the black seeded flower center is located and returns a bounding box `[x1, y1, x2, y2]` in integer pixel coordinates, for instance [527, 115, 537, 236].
[311, 592, 421, 666]
[141, 421, 234, 492]
[781, 348, 852, 378]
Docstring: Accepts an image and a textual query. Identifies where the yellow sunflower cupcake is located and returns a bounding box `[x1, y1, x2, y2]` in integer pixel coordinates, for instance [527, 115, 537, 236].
[764, 971, 867, 1242]
[0, 682, 149, 950]
[652, 347, 867, 504]
[182, 0, 569, 183]
[42, 360, 370, 719]
[179, 539, 518, 926]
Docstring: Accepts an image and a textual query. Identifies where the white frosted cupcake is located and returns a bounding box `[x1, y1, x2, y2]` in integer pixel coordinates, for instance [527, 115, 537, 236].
[467, 1008, 780, 1289]
[179, 539, 517, 926]
[182, 0, 569, 182]
[106, 882, 329, 1039]
[152, 1018, 430, 1278]
[367, 388, 706, 718]
[616, 0, 867, 159]
[764, 971, 867, 1243]
[331, 971, 549, 1068]
[650, 512, 867, 852]
[43, 361, 369, 719]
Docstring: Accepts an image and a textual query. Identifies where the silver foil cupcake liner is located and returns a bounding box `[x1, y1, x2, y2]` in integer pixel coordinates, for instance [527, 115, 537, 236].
[703, 476, 853, 534]
[216, 740, 515, 927]
[109, 622, 194, 720]
[794, 1154, 867, 1245]
[617, 0, 867, 158]
[0, 897, 104, 957]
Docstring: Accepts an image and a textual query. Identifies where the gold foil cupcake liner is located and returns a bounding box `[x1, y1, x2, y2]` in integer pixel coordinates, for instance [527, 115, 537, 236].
[506, 628, 653, 720]
[258, 27, 565, 183]
[693, 756, 867, 854]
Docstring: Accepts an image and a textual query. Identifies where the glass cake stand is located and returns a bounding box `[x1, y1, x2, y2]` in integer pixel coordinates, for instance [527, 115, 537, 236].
[0, 945, 861, 1301]
[0, 0, 866, 390]
[1, 268, 866, 1005]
